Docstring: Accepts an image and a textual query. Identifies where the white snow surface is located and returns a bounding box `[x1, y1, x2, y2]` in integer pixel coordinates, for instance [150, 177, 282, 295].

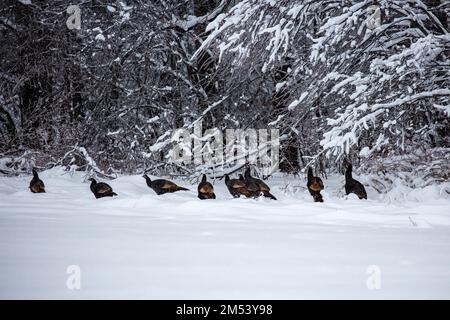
[1, 167, 449, 299]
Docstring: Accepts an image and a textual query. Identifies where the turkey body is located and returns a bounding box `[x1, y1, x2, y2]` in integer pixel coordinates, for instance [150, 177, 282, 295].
[29, 169, 45, 193]
[344, 164, 367, 200]
[143, 174, 189, 195]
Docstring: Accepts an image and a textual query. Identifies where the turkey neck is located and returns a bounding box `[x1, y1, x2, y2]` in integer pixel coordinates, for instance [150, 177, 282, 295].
[144, 175, 153, 186]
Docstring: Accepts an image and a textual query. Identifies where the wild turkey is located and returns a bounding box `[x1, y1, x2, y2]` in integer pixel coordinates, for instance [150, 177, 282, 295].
[143, 174, 189, 195]
[345, 163, 367, 199]
[243, 168, 277, 200]
[88, 178, 117, 199]
[197, 174, 216, 200]
[307, 167, 324, 202]
[29, 169, 45, 193]
[224, 174, 252, 198]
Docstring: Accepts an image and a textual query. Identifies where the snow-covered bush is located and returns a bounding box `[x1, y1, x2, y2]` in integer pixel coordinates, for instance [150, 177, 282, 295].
[193, 0, 450, 175]
[0, 0, 448, 180]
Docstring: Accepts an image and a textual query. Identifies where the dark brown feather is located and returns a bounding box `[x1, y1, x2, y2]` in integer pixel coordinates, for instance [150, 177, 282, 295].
[198, 174, 215, 200]
[307, 167, 324, 202]
[225, 174, 252, 198]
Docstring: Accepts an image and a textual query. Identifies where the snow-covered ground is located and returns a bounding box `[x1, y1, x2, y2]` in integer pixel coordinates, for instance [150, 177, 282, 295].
[0, 167, 449, 299]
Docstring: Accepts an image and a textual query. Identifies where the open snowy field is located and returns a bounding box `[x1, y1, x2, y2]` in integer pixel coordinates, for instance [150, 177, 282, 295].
[0, 167, 449, 299]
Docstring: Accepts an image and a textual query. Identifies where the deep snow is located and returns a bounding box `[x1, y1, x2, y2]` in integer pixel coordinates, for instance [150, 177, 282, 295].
[0, 167, 449, 299]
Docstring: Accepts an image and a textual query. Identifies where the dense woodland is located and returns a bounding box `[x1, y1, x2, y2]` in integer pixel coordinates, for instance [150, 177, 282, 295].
[0, 0, 449, 185]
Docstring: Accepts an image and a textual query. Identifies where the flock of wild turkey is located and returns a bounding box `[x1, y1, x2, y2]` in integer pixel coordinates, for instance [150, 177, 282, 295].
[28, 164, 367, 202]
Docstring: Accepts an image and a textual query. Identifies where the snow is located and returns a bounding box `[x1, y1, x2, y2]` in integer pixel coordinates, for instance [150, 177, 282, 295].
[1, 167, 450, 299]
[148, 131, 172, 153]
[259, 19, 293, 71]
[95, 34, 106, 41]
[359, 146, 370, 157]
[146, 116, 160, 124]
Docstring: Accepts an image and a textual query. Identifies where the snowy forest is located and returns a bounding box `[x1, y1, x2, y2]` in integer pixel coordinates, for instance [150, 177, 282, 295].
[1, 0, 449, 182]
[1, 0, 450, 300]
